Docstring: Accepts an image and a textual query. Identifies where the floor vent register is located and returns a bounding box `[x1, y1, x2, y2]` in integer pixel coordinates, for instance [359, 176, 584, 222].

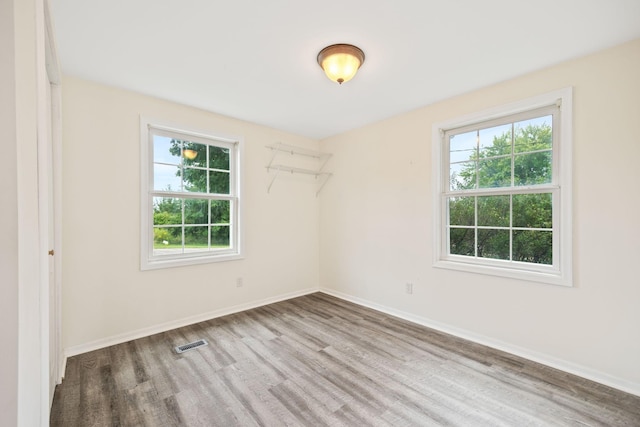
[175, 339, 208, 354]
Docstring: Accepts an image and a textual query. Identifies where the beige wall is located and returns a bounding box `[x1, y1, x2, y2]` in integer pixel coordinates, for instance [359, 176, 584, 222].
[319, 39, 640, 392]
[61, 77, 321, 350]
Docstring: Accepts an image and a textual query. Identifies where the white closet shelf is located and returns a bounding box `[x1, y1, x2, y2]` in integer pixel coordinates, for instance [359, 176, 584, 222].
[266, 164, 331, 177]
[266, 142, 332, 196]
[266, 143, 331, 160]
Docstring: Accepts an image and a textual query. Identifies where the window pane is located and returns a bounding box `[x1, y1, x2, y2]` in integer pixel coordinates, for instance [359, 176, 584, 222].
[514, 151, 552, 186]
[184, 226, 208, 249]
[450, 161, 476, 190]
[478, 157, 511, 188]
[209, 146, 230, 170]
[153, 135, 181, 165]
[184, 199, 208, 225]
[477, 229, 510, 260]
[153, 227, 182, 254]
[210, 200, 231, 224]
[477, 195, 509, 227]
[154, 164, 181, 191]
[450, 228, 474, 256]
[182, 141, 207, 168]
[449, 131, 476, 163]
[153, 196, 183, 254]
[513, 193, 552, 229]
[182, 167, 208, 193]
[209, 171, 230, 194]
[449, 197, 474, 226]
[479, 124, 511, 157]
[514, 115, 552, 153]
[211, 225, 231, 248]
[153, 197, 182, 226]
[513, 230, 552, 264]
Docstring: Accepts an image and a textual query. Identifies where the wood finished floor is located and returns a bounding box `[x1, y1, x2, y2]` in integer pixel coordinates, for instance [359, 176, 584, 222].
[50, 293, 640, 426]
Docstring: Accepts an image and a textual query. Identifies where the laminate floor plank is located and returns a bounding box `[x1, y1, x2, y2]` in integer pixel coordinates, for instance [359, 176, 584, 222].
[51, 293, 640, 426]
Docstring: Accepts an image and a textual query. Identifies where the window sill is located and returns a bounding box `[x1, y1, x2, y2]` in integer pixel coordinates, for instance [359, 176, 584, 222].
[141, 252, 244, 270]
[434, 258, 572, 287]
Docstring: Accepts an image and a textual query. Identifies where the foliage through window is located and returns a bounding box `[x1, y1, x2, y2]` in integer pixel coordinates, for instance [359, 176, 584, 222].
[141, 120, 242, 269]
[448, 113, 553, 264]
[433, 89, 572, 286]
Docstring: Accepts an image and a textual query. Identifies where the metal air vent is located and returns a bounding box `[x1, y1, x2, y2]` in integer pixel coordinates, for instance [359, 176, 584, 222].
[175, 339, 208, 354]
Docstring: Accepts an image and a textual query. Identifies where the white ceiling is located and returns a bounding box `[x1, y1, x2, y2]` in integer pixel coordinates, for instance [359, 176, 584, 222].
[51, 0, 640, 140]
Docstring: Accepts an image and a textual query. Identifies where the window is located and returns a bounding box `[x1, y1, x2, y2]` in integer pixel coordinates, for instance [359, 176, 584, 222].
[432, 88, 572, 286]
[140, 118, 243, 270]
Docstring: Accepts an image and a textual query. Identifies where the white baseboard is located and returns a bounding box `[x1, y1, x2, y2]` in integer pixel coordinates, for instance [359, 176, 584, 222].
[319, 287, 640, 397]
[58, 355, 67, 382]
[64, 287, 318, 358]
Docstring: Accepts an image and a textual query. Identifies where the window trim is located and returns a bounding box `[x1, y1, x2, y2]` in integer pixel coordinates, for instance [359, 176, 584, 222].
[140, 117, 244, 270]
[431, 88, 573, 286]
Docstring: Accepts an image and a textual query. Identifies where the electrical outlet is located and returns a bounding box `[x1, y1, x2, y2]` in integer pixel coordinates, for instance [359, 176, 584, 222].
[236, 277, 243, 287]
[406, 282, 413, 294]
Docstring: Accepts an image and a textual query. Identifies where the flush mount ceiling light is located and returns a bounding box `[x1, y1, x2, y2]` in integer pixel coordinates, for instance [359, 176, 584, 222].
[317, 44, 365, 85]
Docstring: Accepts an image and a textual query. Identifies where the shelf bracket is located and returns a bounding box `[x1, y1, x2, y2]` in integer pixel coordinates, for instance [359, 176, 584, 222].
[266, 141, 282, 169]
[267, 164, 283, 193]
[316, 173, 332, 197]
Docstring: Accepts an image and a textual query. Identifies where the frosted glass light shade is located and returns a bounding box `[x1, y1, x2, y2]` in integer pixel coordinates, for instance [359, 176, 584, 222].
[317, 44, 365, 84]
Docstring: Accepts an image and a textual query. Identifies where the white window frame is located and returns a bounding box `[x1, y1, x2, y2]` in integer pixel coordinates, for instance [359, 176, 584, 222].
[432, 88, 572, 286]
[140, 117, 243, 270]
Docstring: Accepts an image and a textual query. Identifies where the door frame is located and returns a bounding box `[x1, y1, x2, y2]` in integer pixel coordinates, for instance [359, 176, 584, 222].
[37, 0, 63, 411]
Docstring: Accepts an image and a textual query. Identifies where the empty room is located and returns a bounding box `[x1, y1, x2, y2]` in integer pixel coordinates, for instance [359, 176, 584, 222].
[2, 0, 640, 425]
